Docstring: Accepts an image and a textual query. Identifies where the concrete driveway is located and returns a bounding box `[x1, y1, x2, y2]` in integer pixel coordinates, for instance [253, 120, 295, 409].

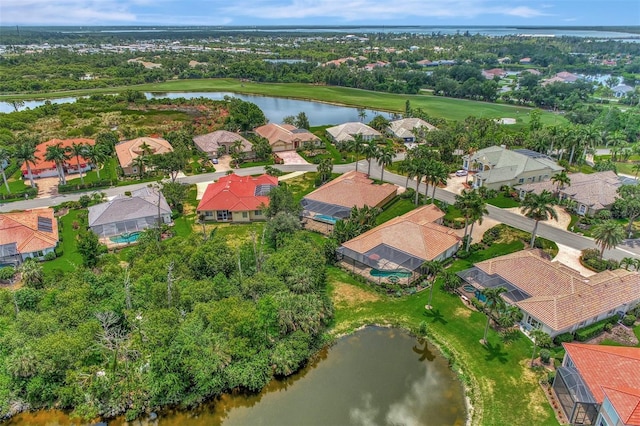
[276, 151, 309, 165]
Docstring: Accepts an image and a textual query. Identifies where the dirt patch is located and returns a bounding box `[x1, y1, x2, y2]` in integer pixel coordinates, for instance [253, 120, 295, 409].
[331, 282, 380, 307]
[453, 307, 472, 319]
[517, 359, 552, 420]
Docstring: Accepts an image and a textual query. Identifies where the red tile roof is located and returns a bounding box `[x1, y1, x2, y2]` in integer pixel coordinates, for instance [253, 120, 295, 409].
[197, 174, 278, 212]
[21, 138, 95, 174]
[602, 387, 640, 425]
[564, 343, 640, 406]
[0, 208, 58, 254]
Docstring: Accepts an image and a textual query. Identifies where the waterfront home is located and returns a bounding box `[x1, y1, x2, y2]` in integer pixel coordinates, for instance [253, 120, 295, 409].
[115, 137, 173, 176]
[20, 138, 95, 179]
[254, 123, 321, 152]
[325, 122, 382, 144]
[457, 249, 640, 338]
[0, 208, 58, 266]
[193, 130, 254, 159]
[197, 173, 277, 222]
[388, 118, 436, 143]
[612, 84, 634, 98]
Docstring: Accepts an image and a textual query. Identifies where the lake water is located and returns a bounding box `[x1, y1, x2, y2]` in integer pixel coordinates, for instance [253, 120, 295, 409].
[0, 92, 393, 126]
[8, 327, 467, 426]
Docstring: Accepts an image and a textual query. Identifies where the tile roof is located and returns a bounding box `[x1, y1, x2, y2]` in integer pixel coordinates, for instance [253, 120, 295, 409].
[303, 171, 397, 209]
[254, 123, 319, 147]
[325, 122, 382, 143]
[0, 208, 58, 254]
[602, 387, 640, 425]
[21, 138, 95, 174]
[341, 204, 460, 261]
[197, 174, 278, 212]
[564, 343, 640, 408]
[474, 250, 640, 333]
[115, 137, 173, 168]
[389, 118, 436, 139]
[193, 131, 252, 155]
[518, 171, 620, 210]
[88, 187, 171, 227]
[467, 146, 563, 184]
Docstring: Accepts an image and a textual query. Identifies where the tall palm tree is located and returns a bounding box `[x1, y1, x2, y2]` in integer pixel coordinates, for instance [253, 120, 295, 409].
[592, 220, 626, 259]
[0, 146, 13, 193]
[520, 190, 558, 248]
[66, 142, 88, 185]
[454, 189, 479, 242]
[44, 143, 70, 185]
[466, 195, 489, 251]
[362, 139, 379, 177]
[376, 145, 394, 182]
[15, 141, 39, 188]
[84, 144, 109, 180]
[428, 161, 448, 205]
[408, 157, 425, 206]
[422, 260, 443, 310]
[132, 156, 148, 179]
[550, 170, 571, 200]
[529, 329, 551, 367]
[481, 286, 507, 345]
[620, 257, 636, 271]
[349, 134, 365, 173]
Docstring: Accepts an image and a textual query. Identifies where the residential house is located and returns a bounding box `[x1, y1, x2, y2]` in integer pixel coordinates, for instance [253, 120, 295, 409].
[193, 130, 254, 159]
[457, 249, 640, 338]
[517, 171, 621, 216]
[521, 68, 542, 76]
[497, 57, 511, 64]
[325, 122, 382, 144]
[197, 173, 278, 222]
[88, 187, 172, 238]
[301, 171, 397, 224]
[612, 84, 634, 98]
[553, 343, 640, 425]
[0, 208, 58, 266]
[254, 123, 321, 152]
[462, 146, 563, 190]
[555, 71, 580, 83]
[519, 57, 532, 64]
[115, 137, 173, 176]
[338, 204, 460, 282]
[21, 138, 95, 179]
[482, 68, 507, 79]
[416, 59, 432, 67]
[388, 118, 436, 143]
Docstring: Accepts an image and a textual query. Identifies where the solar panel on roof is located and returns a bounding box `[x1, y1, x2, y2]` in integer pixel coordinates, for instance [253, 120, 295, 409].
[37, 216, 53, 233]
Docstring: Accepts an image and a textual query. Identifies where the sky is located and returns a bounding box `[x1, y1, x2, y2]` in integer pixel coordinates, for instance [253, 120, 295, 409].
[1, 0, 639, 27]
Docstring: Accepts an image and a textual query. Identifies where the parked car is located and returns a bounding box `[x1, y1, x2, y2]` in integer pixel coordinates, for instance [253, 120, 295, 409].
[455, 170, 468, 176]
[212, 158, 219, 164]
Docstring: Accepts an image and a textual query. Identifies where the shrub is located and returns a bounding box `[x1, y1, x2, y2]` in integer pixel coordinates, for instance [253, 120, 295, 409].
[540, 349, 551, 364]
[58, 180, 114, 193]
[0, 266, 16, 281]
[604, 323, 613, 332]
[554, 332, 574, 345]
[580, 248, 618, 272]
[622, 315, 636, 327]
[575, 317, 617, 341]
[456, 250, 470, 259]
[43, 252, 56, 261]
[401, 188, 415, 200]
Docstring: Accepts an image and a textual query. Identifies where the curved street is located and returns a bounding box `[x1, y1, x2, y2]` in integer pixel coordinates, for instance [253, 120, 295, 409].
[2, 157, 638, 261]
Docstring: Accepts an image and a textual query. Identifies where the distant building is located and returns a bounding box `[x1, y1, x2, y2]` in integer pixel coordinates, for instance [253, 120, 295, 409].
[254, 123, 321, 152]
[193, 130, 254, 159]
[519, 57, 532, 64]
[325, 122, 382, 143]
[612, 84, 634, 98]
[115, 137, 173, 176]
[388, 118, 436, 143]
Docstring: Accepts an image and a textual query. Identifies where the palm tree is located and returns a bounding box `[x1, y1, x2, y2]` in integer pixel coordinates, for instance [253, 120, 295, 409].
[376, 145, 394, 182]
[592, 220, 626, 259]
[454, 189, 480, 242]
[550, 171, 570, 200]
[349, 134, 365, 173]
[44, 143, 70, 185]
[15, 141, 39, 188]
[422, 260, 443, 310]
[19, 258, 43, 288]
[481, 286, 507, 344]
[408, 157, 425, 206]
[362, 139, 378, 177]
[66, 142, 88, 185]
[620, 257, 636, 271]
[466, 195, 489, 251]
[0, 146, 13, 193]
[520, 190, 558, 248]
[632, 163, 640, 180]
[84, 144, 109, 180]
[428, 161, 448, 205]
[529, 329, 551, 367]
[132, 156, 148, 179]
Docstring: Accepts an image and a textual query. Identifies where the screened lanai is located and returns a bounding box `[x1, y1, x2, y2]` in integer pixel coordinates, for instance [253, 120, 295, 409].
[553, 366, 599, 425]
[457, 267, 532, 303]
[301, 198, 352, 222]
[339, 243, 425, 272]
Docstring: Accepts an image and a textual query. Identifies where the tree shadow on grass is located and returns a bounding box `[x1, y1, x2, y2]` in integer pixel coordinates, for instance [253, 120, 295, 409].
[500, 328, 524, 346]
[423, 308, 448, 325]
[483, 341, 509, 364]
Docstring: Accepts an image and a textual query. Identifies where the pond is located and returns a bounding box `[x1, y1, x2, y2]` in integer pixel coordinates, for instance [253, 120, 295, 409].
[0, 92, 394, 126]
[8, 327, 467, 425]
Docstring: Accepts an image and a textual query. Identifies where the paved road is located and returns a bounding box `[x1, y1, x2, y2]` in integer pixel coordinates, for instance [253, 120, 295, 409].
[3, 157, 638, 261]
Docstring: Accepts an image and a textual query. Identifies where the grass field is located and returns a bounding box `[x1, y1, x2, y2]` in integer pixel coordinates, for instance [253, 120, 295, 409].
[0, 79, 565, 126]
[327, 237, 560, 426]
[376, 196, 416, 225]
[0, 170, 31, 196]
[43, 209, 85, 274]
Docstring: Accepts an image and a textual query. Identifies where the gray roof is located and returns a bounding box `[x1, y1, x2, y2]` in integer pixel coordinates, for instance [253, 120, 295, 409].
[388, 118, 436, 139]
[193, 130, 252, 155]
[326, 122, 381, 142]
[88, 187, 172, 227]
[612, 84, 634, 94]
[467, 146, 563, 184]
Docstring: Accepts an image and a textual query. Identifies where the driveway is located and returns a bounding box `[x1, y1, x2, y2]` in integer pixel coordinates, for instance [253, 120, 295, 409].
[276, 151, 309, 165]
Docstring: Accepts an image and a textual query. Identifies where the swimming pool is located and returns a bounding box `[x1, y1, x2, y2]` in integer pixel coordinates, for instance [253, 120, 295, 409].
[370, 268, 413, 278]
[313, 214, 337, 224]
[109, 232, 141, 244]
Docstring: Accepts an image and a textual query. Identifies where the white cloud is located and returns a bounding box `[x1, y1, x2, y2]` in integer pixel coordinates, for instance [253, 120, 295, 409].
[1, 0, 137, 24]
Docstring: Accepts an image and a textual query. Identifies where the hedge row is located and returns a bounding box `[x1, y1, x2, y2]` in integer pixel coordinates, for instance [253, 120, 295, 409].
[58, 179, 116, 193]
[575, 316, 618, 342]
[0, 186, 38, 201]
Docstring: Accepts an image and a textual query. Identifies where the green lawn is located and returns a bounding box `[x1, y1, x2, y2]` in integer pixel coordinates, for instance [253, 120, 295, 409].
[0, 175, 31, 196]
[1, 78, 564, 126]
[486, 193, 520, 208]
[327, 238, 557, 426]
[376, 196, 416, 225]
[43, 209, 85, 274]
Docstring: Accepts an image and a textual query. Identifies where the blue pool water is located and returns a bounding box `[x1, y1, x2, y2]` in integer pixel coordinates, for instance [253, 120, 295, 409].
[314, 214, 337, 224]
[109, 232, 141, 243]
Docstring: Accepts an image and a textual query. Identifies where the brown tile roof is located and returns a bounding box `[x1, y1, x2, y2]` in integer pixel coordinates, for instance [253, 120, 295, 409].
[254, 123, 319, 147]
[564, 343, 640, 407]
[193, 131, 252, 155]
[475, 250, 640, 333]
[21, 138, 95, 174]
[0, 208, 58, 254]
[341, 204, 459, 262]
[115, 137, 173, 168]
[197, 174, 278, 212]
[602, 386, 640, 425]
[303, 170, 397, 209]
